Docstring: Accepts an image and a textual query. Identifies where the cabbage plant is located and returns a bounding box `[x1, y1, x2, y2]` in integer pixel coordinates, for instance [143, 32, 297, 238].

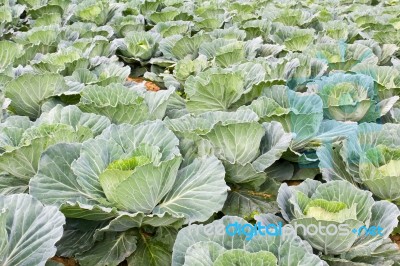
[278, 179, 400, 263]
[73, 0, 121, 26]
[198, 37, 262, 67]
[159, 32, 212, 61]
[240, 85, 357, 155]
[114, 31, 161, 62]
[305, 42, 378, 71]
[351, 63, 400, 101]
[308, 73, 398, 122]
[165, 109, 291, 217]
[172, 215, 327, 266]
[270, 23, 315, 52]
[29, 120, 229, 265]
[318, 123, 400, 203]
[184, 63, 265, 114]
[360, 145, 400, 202]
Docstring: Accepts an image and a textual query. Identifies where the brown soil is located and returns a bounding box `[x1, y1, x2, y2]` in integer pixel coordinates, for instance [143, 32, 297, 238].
[50, 257, 129, 265]
[285, 180, 302, 186]
[50, 257, 77, 266]
[126, 77, 160, 91]
[390, 234, 400, 249]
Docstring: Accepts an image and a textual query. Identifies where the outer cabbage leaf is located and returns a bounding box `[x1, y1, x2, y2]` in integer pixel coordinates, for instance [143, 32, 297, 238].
[125, 226, 178, 266]
[75, 231, 137, 266]
[0, 194, 65, 266]
[0, 41, 23, 73]
[4, 73, 68, 119]
[153, 156, 228, 223]
[213, 250, 277, 266]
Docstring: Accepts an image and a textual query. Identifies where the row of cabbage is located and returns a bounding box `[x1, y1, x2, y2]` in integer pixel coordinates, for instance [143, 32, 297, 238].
[1, 0, 400, 265]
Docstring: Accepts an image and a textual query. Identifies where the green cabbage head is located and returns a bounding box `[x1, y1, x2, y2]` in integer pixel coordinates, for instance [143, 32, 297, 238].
[360, 145, 400, 203]
[309, 73, 381, 122]
[172, 215, 327, 266]
[277, 179, 400, 260]
[323, 123, 400, 203]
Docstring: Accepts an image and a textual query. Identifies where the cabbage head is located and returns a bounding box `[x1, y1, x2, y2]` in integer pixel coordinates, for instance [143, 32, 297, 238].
[172, 215, 327, 266]
[278, 179, 400, 262]
[309, 73, 397, 122]
[318, 123, 400, 203]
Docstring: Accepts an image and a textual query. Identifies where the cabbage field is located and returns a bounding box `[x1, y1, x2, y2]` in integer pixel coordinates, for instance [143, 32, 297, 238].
[1, 0, 400, 265]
